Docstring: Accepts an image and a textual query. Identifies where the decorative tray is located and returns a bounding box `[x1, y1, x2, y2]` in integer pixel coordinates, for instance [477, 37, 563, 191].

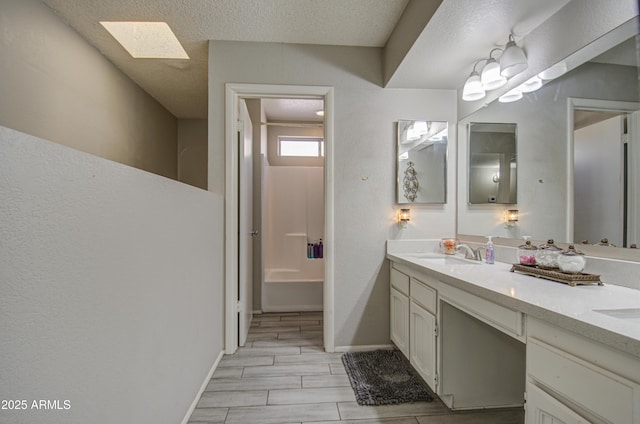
[510, 264, 603, 287]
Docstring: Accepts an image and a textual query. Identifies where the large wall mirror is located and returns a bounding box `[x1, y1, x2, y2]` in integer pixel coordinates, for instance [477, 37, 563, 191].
[397, 120, 448, 204]
[457, 17, 640, 255]
[468, 123, 517, 204]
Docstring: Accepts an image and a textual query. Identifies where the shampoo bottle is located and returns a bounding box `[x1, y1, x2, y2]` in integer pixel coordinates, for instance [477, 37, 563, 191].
[485, 236, 495, 264]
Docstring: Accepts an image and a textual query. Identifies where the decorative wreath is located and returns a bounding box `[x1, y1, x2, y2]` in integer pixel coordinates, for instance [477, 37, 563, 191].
[403, 161, 419, 202]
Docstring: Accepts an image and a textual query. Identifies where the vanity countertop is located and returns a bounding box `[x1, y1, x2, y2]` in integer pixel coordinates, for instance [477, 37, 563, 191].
[387, 251, 640, 359]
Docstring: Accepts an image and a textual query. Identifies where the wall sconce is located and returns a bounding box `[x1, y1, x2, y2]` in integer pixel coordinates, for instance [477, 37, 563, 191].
[504, 209, 519, 227]
[399, 208, 411, 228]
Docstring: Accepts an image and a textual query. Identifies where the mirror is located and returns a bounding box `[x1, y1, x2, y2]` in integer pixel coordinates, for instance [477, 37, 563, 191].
[468, 123, 517, 204]
[397, 120, 448, 204]
[458, 18, 640, 250]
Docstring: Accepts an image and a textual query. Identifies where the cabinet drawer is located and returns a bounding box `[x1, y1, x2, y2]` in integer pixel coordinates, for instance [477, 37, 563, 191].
[390, 267, 409, 295]
[410, 278, 437, 314]
[528, 338, 639, 424]
[439, 284, 524, 340]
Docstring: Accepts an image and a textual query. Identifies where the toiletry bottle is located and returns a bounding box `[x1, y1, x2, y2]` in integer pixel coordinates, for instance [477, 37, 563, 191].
[318, 239, 323, 259]
[307, 243, 312, 258]
[313, 241, 319, 259]
[485, 236, 495, 264]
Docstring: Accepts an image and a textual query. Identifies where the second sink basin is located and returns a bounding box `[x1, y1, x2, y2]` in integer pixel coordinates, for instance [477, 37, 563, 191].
[593, 308, 640, 324]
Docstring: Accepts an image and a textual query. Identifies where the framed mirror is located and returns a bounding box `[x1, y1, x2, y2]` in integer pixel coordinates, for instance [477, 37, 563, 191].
[468, 123, 517, 204]
[457, 18, 640, 252]
[397, 120, 448, 204]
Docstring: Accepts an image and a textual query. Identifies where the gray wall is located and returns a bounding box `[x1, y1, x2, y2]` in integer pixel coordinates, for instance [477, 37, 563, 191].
[208, 41, 457, 348]
[178, 119, 208, 189]
[0, 0, 178, 179]
[0, 126, 224, 424]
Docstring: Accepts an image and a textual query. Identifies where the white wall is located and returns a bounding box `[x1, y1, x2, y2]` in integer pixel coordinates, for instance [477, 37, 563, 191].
[0, 0, 178, 179]
[0, 126, 224, 424]
[208, 41, 457, 347]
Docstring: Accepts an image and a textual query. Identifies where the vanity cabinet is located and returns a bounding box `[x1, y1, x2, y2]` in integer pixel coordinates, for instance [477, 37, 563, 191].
[526, 318, 640, 424]
[390, 268, 410, 357]
[390, 265, 439, 390]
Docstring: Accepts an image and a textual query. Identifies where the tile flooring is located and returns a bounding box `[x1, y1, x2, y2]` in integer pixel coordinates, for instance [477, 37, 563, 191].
[188, 312, 524, 424]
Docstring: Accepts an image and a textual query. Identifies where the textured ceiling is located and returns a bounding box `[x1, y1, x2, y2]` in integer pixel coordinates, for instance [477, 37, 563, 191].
[42, 0, 410, 119]
[385, 0, 572, 88]
[41, 0, 576, 119]
[262, 98, 324, 123]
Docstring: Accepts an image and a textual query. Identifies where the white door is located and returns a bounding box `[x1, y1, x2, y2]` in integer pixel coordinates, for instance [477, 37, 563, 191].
[238, 100, 253, 346]
[409, 301, 437, 391]
[525, 382, 593, 424]
[390, 287, 409, 358]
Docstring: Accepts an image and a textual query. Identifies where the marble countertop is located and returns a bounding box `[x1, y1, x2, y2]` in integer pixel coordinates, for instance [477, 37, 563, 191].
[386, 250, 640, 359]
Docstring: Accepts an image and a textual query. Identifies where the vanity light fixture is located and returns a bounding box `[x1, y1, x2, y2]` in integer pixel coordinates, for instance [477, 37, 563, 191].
[481, 49, 507, 90]
[462, 61, 486, 101]
[500, 34, 528, 77]
[520, 75, 542, 93]
[505, 209, 519, 226]
[498, 87, 523, 103]
[399, 208, 411, 228]
[315, 110, 325, 117]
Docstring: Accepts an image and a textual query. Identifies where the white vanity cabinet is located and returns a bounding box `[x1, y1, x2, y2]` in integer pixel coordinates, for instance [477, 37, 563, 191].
[526, 318, 640, 424]
[390, 265, 439, 390]
[390, 267, 410, 357]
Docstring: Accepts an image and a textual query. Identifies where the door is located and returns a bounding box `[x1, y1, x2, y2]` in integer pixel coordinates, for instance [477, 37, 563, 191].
[390, 287, 409, 358]
[410, 301, 437, 391]
[238, 100, 253, 346]
[525, 382, 593, 424]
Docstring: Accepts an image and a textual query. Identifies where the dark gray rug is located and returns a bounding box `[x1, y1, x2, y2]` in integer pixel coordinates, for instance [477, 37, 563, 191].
[341, 349, 434, 406]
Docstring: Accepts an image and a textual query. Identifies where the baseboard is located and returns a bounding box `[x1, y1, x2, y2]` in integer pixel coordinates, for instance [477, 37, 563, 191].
[253, 309, 263, 315]
[180, 350, 224, 424]
[334, 344, 395, 352]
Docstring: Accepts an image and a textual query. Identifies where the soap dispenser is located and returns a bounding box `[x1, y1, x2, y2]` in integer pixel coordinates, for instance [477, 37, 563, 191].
[485, 236, 495, 264]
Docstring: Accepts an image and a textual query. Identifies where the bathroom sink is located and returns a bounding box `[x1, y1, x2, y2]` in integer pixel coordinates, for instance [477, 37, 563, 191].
[593, 308, 640, 324]
[409, 254, 480, 265]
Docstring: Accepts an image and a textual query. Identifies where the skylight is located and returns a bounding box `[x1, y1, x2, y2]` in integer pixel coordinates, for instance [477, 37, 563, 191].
[100, 21, 189, 59]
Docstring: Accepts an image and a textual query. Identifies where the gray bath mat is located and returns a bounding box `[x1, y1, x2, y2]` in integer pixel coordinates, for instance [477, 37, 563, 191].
[341, 349, 434, 406]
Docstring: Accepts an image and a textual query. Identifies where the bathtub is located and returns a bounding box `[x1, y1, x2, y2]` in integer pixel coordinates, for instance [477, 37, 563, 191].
[262, 267, 323, 312]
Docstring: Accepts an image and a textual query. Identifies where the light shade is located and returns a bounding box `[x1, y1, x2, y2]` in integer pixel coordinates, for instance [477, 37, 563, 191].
[520, 76, 542, 93]
[481, 58, 507, 90]
[499, 87, 523, 103]
[505, 209, 519, 223]
[500, 35, 527, 77]
[462, 72, 486, 101]
[538, 62, 568, 80]
[100, 21, 189, 59]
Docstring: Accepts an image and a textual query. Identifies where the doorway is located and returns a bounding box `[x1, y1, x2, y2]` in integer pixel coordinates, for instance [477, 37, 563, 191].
[224, 84, 335, 354]
[260, 98, 325, 313]
[568, 98, 640, 247]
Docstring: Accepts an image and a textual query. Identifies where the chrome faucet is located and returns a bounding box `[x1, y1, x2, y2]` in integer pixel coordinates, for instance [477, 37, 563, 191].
[456, 244, 483, 261]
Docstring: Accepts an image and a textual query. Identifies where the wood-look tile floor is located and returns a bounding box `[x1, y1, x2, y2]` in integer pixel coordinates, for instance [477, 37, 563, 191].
[188, 312, 524, 424]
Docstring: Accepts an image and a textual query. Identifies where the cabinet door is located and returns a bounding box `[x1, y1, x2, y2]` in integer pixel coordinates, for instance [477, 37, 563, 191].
[390, 287, 409, 358]
[526, 382, 592, 424]
[409, 301, 437, 390]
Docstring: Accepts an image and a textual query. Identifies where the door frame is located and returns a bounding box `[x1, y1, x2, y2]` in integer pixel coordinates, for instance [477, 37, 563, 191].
[566, 98, 640, 244]
[224, 83, 335, 354]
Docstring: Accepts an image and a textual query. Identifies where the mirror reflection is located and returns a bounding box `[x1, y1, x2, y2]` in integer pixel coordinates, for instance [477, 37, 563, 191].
[468, 123, 517, 204]
[397, 120, 448, 204]
[457, 19, 639, 249]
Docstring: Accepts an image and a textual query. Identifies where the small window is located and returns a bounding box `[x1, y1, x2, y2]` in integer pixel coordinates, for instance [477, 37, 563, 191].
[278, 137, 324, 157]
